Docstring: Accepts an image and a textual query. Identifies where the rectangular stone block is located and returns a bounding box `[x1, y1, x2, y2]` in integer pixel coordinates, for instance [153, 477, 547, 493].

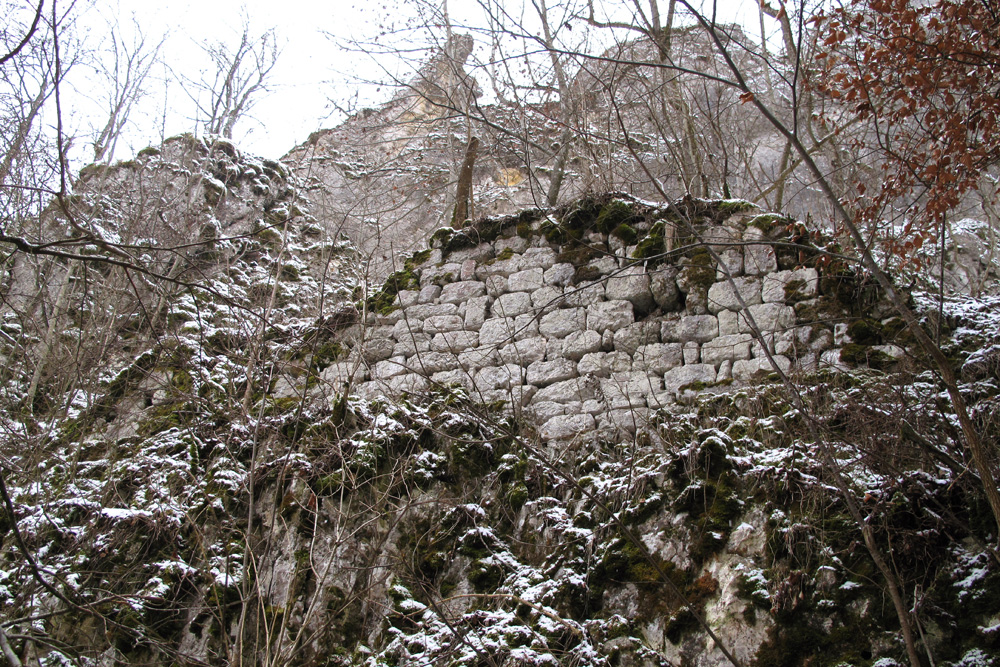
[701, 333, 754, 366]
[521, 247, 557, 270]
[661, 314, 718, 343]
[430, 331, 479, 353]
[707, 276, 762, 314]
[440, 280, 487, 304]
[508, 267, 545, 292]
[492, 291, 534, 318]
[632, 343, 683, 374]
[423, 314, 465, 334]
[533, 376, 599, 403]
[499, 337, 548, 365]
[539, 413, 596, 441]
[464, 296, 490, 330]
[587, 300, 634, 333]
[408, 351, 460, 374]
[526, 358, 578, 386]
[539, 308, 586, 339]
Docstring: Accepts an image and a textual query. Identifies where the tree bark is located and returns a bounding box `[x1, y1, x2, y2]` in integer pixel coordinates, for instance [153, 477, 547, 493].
[452, 135, 479, 227]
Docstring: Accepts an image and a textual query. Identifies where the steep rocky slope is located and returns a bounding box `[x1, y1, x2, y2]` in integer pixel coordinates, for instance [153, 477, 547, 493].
[0, 139, 999, 667]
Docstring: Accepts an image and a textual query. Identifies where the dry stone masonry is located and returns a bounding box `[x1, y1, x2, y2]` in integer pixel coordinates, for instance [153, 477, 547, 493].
[326, 195, 905, 441]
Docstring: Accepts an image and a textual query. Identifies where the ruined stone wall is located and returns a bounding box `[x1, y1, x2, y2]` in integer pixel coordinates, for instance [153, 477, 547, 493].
[323, 196, 904, 441]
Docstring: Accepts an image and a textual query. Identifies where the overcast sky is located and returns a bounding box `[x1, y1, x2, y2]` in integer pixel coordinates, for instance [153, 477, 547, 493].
[65, 0, 763, 162]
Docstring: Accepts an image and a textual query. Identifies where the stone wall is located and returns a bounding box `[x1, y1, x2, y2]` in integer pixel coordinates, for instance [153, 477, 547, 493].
[324, 195, 905, 441]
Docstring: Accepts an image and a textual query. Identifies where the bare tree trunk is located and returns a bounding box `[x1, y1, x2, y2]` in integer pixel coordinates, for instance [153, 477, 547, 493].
[26, 262, 72, 411]
[452, 135, 479, 227]
[0, 79, 49, 186]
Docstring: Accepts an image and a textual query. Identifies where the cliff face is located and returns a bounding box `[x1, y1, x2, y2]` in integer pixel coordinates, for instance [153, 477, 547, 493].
[2, 132, 999, 667]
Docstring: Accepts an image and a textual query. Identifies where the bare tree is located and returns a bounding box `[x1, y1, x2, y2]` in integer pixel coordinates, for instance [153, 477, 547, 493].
[90, 18, 163, 163]
[182, 19, 279, 140]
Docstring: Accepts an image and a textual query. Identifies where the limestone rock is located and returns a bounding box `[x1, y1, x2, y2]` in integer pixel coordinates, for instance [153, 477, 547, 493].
[539, 307, 586, 339]
[430, 331, 479, 352]
[559, 330, 603, 361]
[539, 413, 596, 441]
[605, 265, 656, 313]
[521, 247, 557, 270]
[613, 321, 661, 355]
[663, 363, 717, 393]
[526, 358, 578, 386]
[707, 277, 762, 314]
[578, 351, 632, 377]
[533, 376, 599, 403]
[418, 284, 442, 303]
[507, 267, 545, 292]
[739, 303, 795, 334]
[544, 262, 575, 287]
[743, 227, 778, 275]
[464, 296, 491, 330]
[423, 314, 465, 334]
[761, 268, 818, 303]
[587, 300, 635, 333]
[440, 280, 486, 304]
[662, 314, 719, 343]
[701, 334, 754, 366]
[492, 291, 534, 318]
[649, 266, 681, 311]
[499, 337, 548, 365]
[632, 343, 683, 374]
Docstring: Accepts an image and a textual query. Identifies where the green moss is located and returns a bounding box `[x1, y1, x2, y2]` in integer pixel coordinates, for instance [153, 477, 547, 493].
[783, 279, 808, 301]
[496, 247, 515, 261]
[137, 401, 192, 437]
[366, 267, 419, 315]
[747, 213, 792, 234]
[679, 250, 717, 290]
[556, 245, 601, 267]
[716, 199, 757, 217]
[572, 265, 602, 285]
[595, 200, 638, 234]
[561, 196, 603, 233]
[252, 223, 283, 248]
[310, 341, 345, 372]
[507, 483, 528, 510]
[633, 221, 666, 261]
[170, 369, 194, 394]
[794, 297, 845, 325]
[137, 146, 161, 158]
[597, 538, 677, 589]
[468, 559, 504, 593]
[846, 318, 883, 345]
[611, 223, 638, 245]
[406, 248, 432, 270]
[840, 344, 894, 370]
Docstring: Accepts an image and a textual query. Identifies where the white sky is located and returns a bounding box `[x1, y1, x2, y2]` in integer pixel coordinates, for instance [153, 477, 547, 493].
[61, 0, 764, 162]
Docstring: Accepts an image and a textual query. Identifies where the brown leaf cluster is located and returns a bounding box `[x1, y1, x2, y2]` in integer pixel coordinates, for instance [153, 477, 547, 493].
[813, 0, 1000, 258]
